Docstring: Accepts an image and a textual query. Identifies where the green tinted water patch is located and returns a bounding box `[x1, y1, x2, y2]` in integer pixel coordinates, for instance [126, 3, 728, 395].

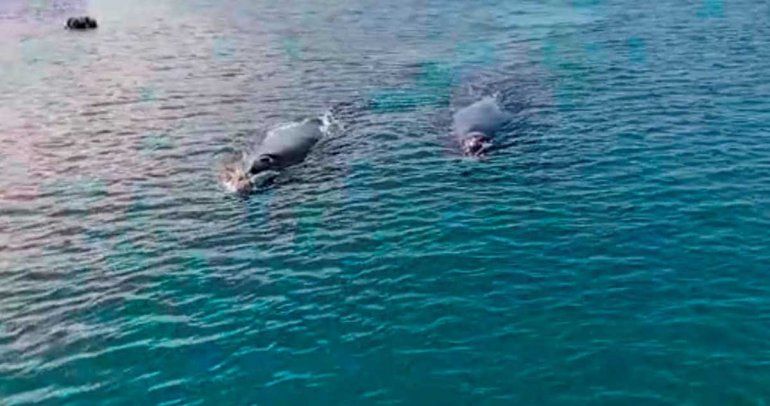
[86, 192, 167, 276]
[64, 307, 208, 402]
[697, 0, 724, 18]
[542, 36, 593, 72]
[20, 37, 57, 66]
[92, 294, 178, 332]
[368, 42, 504, 114]
[340, 160, 377, 251]
[368, 59, 458, 114]
[180, 250, 211, 274]
[541, 39, 559, 70]
[138, 86, 157, 103]
[230, 350, 286, 397]
[39, 177, 108, 220]
[571, 0, 602, 7]
[281, 37, 302, 61]
[582, 41, 609, 65]
[293, 206, 325, 256]
[123, 186, 153, 223]
[27, 0, 49, 11]
[175, 0, 217, 15]
[440, 207, 473, 233]
[550, 72, 592, 112]
[122, 188, 178, 245]
[415, 61, 455, 90]
[164, 252, 214, 288]
[139, 132, 174, 156]
[182, 343, 227, 390]
[144, 251, 219, 313]
[343, 161, 375, 207]
[102, 240, 155, 276]
[3, 38, 52, 89]
[212, 36, 236, 60]
[339, 161, 402, 262]
[627, 37, 646, 64]
[368, 89, 449, 113]
[26, 0, 59, 18]
[540, 36, 603, 111]
[455, 41, 497, 68]
[0, 155, 27, 184]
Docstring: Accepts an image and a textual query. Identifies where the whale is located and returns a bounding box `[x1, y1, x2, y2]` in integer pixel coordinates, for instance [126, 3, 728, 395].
[248, 117, 324, 175]
[219, 117, 326, 195]
[452, 97, 510, 157]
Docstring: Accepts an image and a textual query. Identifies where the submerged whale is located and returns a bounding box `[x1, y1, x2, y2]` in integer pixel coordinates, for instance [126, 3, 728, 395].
[452, 97, 510, 157]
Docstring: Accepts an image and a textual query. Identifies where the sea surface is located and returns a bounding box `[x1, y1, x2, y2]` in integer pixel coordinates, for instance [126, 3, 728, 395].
[2, 0, 770, 404]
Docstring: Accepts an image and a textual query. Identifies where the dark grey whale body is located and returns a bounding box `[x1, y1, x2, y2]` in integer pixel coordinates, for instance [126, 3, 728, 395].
[220, 116, 327, 195]
[248, 117, 324, 175]
[452, 97, 510, 157]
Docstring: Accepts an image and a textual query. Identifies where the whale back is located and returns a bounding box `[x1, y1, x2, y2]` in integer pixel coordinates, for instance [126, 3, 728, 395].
[452, 97, 510, 137]
[256, 118, 323, 168]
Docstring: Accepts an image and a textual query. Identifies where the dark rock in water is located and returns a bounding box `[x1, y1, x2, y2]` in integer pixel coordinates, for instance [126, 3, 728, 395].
[66, 17, 98, 30]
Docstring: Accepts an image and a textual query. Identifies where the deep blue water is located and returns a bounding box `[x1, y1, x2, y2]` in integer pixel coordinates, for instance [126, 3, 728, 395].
[2, 0, 770, 404]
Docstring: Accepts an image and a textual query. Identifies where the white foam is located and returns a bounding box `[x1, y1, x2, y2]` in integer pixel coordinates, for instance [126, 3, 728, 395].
[320, 109, 342, 135]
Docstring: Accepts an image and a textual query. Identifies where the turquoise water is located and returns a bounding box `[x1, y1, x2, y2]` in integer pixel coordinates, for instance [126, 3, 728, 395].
[2, 0, 770, 403]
